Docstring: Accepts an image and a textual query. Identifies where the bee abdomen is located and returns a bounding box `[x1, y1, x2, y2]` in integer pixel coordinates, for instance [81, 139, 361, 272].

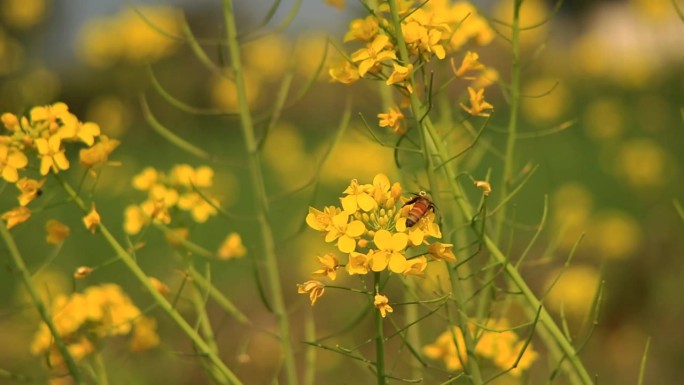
[406, 200, 430, 227]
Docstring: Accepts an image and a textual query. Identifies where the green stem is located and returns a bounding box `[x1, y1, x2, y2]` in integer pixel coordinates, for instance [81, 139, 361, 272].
[374, 272, 386, 385]
[385, 0, 484, 382]
[0, 224, 85, 385]
[221, 1, 298, 384]
[92, 351, 110, 385]
[54, 176, 243, 385]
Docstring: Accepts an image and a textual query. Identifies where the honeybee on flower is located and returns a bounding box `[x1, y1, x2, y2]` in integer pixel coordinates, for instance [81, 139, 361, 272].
[299, 174, 453, 306]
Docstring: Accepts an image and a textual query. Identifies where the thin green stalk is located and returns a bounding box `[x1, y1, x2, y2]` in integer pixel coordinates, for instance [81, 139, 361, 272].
[92, 351, 110, 385]
[54, 175, 243, 385]
[385, 0, 484, 382]
[221, 1, 298, 384]
[0, 224, 85, 385]
[191, 263, 229, 384]
[374, 272, 386, 385]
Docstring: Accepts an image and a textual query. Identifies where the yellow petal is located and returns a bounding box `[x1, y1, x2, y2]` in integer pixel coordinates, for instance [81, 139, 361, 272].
[370, 251, 388, 271]
[340, 195, 357, 212]
[388, 253, 407, 273]
[374, 229, 392, 249]
[357, 193, 377, 212]
[346, 220, 366, 237]
[337, 234, 356, 253]
[391, 232, 408, 250]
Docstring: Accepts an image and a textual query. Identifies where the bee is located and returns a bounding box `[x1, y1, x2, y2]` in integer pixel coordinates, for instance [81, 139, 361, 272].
[403, 191, 435, 227]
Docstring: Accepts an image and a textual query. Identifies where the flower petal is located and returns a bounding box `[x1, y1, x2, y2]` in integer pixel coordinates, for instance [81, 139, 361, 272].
[337, 234, 356, 253]
[374, 229, 392, 250]
[388, 253, 407, 273]
[357, 193, 377, 212]
[346, 220, 366, 237]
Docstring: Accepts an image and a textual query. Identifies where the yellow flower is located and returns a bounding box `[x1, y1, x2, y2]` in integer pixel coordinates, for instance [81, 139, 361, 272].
[297, 280, 325, 305]
[377, 106, 406, 135]
[129, 316, 159, 352]
[423, 327, 467, 371]
[0, 144, 28, 182]
[217, 232, 247, 260]
[132, 167, 159, 190]
[83, 204, 101, 233]
[341, 178, 376, 212]
[46, 219, 70, 244]
[451, 51, 485, 78]
[350, 34, 397, 77]
[123, 204, 148, 235]
[1, 112, 21, 131]
[460, 87, 494, 117]
[428, 242, 457, 262]
[60, 121, 101, 146]
[346, 250, 373, 275]
[344, 16, 379, 42]
[2, 206, 30, 229]
[371, 229, 409, 273]
[306, 205, 341, 231]
[329, 61, 360, 84]
[385, 63, 414, 93]
[373, 294, 393, 318]
[35, 135, 69, 175]
[79, 136, 120, 168]
[16, 177, 44, 206]
[170, 164, 214, 188]
[403, 256, 427, 277]
[312, 253, 339, 280]
[325, 213, 366, 253]
[177, 192, 218, 223]
[30, 102, 75, 134]
[396, 208, 441, 247]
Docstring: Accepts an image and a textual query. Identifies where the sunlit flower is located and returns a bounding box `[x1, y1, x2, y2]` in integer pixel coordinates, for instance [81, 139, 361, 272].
[170, 164, 214, 188]
[16, 177, 44, 206]
[132, 167, 159, 191]
[350, 34, 397, 77]
[378, 107, 406, 135]
[123, 204, 148, 235]
[217, 232, 247, 260]
[423, 327, 467, 371]
[460, 87, 493, 117]
[312, 253, 339, 280]
[371, 229, 409, 273]
[129, 316, 159, 352]
[177, 192, 218, 223]
[428, 242, 457, 262]
[373, 293, 393, 318]
[35, 135, 69, 175]
[60, 121, 101, 146]
[2, 206, 30, 229]
[46, 219, 70, 244]
[83, 204, 101, 233]
[297, 280, 325, 305]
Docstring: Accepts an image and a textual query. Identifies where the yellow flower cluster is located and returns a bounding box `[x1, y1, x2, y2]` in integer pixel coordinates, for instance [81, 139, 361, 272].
[299, 174, 458, 305]
[78, 5, 181, 68]
[423, 319, 538, 377]
[30, 284, 159, 366]
[124, 164, 219, 235]
[0, 102, 118, 228]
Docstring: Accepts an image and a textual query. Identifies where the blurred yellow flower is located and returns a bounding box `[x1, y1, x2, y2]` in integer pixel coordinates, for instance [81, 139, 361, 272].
[123, 204, 148, 235]
[2, 206, 30, 229]
[613, 138, 669, 188]
[16, 177, 44, 206]
[45, 219, 70, 244]
[217, 232, 247, 260]
[587, 211, 642, 260]
[210, 69, 261, 110]
[544, 265, 600, 318]
[521, 78, 571, 124]
[83, 204, 101, 233]
[86, 96, 130, 137]
[148, 276, 170, 296]
[297, 280, 325, 305]
[428, 242, 457, 262]
[79, 6, 180, 67]
[373, 294, 393, 318]
[79, 135, 120, 169]
[1, 0, 46, 30]
[583, 98, 626, 140]
[244, 34, 290, 82]
[0, 143, 28, 182]
[351, 34, 397, 77]
[177, 192, 219, 223]
[460, 87, 493, 117]
[329, 60, 360, 84]
[344, 16, 379, 42]
[170, 164, 213, 188]
[346, 250, 372, 275]
[378, 106, 406, 135]
[132, 167, 159, 190]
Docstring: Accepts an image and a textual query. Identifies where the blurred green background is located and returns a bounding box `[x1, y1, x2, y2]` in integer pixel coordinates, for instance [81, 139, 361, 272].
[1, 0, 683, 384]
